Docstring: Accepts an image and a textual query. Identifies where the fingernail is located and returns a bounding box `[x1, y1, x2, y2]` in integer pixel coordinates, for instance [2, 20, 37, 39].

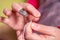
[12, 3, 22, 12]
[31, 22, 37, 29]
[34, 10, 41, 18]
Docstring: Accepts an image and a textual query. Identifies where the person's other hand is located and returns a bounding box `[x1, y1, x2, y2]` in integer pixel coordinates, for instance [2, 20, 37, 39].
[25, 22, 60, 40]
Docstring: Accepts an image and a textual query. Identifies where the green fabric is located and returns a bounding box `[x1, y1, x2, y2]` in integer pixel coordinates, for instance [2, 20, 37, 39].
[0, 0, 26, 26]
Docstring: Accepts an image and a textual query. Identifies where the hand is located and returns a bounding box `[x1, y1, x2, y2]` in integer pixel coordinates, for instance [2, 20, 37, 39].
[25, 22, 60, 40]
[0, 3, 40, 30]
[0, 3, 40, 40]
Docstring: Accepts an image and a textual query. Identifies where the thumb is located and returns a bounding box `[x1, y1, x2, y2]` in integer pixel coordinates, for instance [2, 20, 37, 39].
[24, 21, 32, 35]
[24, 21, 42, 40]
[31, 22, 58, 36]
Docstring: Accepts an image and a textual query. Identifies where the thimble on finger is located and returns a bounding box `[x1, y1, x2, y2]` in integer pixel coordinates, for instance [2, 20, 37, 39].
[19, 8, 28, 17]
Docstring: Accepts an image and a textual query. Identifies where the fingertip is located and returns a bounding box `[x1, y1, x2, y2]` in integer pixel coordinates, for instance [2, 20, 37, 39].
[31, 22, 37, 29]
[3, 8, 12, 16]
[33, 17, 40, 22]
[35, 11, 41, 18]
[28, 15, 40, 22]
[12, 3, 22, 12]
[25, 21, 32, 34]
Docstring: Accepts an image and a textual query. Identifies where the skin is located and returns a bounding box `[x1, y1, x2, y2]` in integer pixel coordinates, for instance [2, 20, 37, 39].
[0, 3, 60, 40]
[0, 3, 40, 40]
[25, 22, 60, 40]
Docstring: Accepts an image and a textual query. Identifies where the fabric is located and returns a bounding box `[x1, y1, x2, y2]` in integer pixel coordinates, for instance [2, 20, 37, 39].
[28, 0, 39, 9]
[38, 0, 60, 27]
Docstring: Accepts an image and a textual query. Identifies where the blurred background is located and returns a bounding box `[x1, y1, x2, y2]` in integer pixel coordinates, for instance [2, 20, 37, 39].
[0, 0, 27, 40]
